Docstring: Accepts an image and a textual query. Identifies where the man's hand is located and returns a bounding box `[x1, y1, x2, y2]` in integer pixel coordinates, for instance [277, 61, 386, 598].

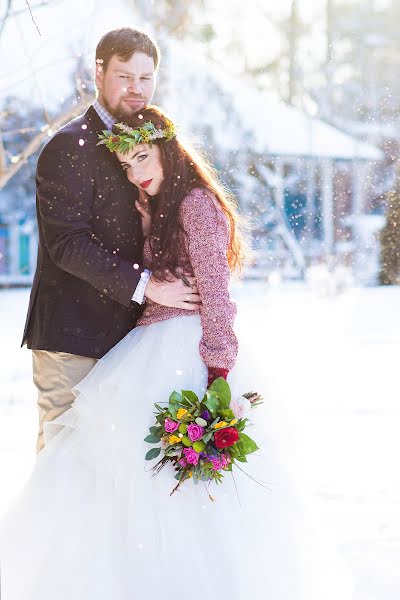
[144, 274, 201, 309]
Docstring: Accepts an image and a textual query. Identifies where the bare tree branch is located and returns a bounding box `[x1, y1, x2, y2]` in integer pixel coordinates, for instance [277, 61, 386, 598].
[25, 0, 41, 35]
[0, 96, 90, 189]
[0, 0, 12, 38]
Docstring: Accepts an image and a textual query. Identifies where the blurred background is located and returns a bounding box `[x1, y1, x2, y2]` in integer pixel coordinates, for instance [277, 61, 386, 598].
[1, 1, 400, 598]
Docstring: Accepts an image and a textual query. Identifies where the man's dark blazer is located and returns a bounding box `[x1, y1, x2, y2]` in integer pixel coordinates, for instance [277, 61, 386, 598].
[22, 105, 145, 358]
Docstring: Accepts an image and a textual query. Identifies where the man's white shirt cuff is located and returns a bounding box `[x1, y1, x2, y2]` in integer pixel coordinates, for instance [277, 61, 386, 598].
[131, 269, 151, 304]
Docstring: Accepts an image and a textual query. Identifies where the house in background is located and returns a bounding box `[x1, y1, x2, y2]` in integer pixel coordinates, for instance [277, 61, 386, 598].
[162, 45, 384, 280]
[244, 100, 385, 280]
[0, 189, 37, 286]
[0, 41, 384, 286]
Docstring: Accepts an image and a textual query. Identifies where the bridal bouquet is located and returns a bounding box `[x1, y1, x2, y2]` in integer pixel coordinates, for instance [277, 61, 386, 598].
[144, 377, 262, 496]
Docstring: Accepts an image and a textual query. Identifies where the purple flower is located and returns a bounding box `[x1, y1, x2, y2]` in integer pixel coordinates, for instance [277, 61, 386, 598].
[200, 409, 211, 421]
[209, 456, 222, 470]
[183, 448, 200, 465]
[178, 458, 187, 467]
[220, 453, 231, 468]
[209, 453, 231, 471]
[164, 418, 179, 433]
[187, 423, 204, 442]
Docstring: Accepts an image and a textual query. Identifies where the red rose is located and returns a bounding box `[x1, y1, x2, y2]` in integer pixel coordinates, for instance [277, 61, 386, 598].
[214, 427, 239, 449]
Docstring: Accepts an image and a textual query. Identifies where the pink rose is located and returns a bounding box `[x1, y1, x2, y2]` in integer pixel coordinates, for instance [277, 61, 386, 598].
[183, 448, 200, 465]
[164, 418, 179, 433]
[187, 423, 204, 442]
[178, 458, 187, 467]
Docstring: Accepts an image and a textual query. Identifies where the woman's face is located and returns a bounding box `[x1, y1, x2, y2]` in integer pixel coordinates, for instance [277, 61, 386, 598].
[117, 143, 164, 196]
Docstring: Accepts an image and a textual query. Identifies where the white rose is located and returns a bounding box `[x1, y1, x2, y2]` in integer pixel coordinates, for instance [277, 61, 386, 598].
[229, 395, 251, 419]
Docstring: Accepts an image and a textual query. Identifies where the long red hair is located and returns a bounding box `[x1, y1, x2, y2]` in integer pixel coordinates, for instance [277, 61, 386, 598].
[119, 105, 251, 280]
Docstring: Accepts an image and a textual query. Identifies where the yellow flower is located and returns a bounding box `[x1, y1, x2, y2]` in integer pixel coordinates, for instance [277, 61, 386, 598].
[176, 408, 188, 419]
[169, 435, 181, 445]
[214, 421, 228, 429]
[230, 419, 238, 425]
[188, 471, 193, 478]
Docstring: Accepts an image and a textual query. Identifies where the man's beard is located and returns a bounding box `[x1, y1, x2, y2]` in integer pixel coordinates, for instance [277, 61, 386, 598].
[102, 95, 144, 122]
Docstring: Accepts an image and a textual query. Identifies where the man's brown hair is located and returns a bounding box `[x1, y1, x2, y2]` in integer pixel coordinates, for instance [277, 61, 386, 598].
[96, 28, 160, 72]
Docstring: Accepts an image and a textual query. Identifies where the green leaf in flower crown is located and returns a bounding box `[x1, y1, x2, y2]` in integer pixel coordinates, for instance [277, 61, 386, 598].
[239, 433, 259, 455]
[145, 447, 161, 460]
[119, 141, 129, 153]
[205, 391, 220, 416]
[195, 417, 208, 427]
[144, 434, 162, 444]
[201, 431, 213, 443]
[169, 391, 182, 404]
[209, 377, 231, 409]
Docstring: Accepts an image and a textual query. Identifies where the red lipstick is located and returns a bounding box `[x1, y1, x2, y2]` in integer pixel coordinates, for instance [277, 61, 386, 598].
[140, 179, 153, 189]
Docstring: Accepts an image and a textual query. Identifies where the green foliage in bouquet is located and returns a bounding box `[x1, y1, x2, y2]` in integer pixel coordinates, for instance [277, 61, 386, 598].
[144, 378, 263, 499]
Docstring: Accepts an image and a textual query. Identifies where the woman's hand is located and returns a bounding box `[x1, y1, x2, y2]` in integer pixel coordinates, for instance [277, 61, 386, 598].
[135, 188, 152, 237]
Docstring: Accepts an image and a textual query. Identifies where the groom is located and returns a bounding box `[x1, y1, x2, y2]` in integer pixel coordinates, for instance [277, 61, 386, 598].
[22, 28, 200, 453]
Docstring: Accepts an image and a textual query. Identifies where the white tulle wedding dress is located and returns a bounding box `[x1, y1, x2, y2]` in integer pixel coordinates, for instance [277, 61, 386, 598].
[0, 314, 356, 600]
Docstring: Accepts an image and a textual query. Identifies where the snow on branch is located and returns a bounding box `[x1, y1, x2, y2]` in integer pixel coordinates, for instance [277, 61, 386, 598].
[0, 97, 89, 190]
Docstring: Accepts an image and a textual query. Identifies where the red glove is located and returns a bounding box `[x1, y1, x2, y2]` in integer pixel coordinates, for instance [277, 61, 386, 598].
[207, 367, 229, 387]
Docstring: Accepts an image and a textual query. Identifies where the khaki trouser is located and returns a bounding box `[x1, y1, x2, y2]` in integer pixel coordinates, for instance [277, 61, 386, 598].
[32, 350, 97, 454]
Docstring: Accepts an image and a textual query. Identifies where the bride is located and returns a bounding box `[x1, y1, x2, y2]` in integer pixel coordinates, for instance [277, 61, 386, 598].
[0, 106, 356, 599]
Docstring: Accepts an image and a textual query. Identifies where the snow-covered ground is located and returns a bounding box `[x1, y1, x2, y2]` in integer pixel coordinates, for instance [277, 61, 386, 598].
[1, 283, 399, 598]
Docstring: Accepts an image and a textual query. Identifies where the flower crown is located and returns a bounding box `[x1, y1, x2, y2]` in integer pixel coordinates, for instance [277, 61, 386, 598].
[97, 119, 176, 154]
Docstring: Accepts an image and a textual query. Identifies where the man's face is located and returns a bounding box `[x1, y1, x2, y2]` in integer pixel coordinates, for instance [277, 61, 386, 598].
[96, 52, 156, 120]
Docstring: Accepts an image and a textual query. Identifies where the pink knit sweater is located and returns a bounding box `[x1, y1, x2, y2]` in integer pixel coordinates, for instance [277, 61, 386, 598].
[137, 187, 238, 370]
